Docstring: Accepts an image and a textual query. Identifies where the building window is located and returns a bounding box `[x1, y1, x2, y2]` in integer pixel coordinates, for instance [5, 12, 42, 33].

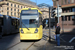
[7, 3, 9, 6]
[72, 7, 75, 12]
[18, 9, 19, 12]
[69, 8, 72, 12]
[62, 16, 64, 21]
[14, 13, 16, 16]
[68, 0, 70, 4]
[65, 16, 67, 21]
[62, 16, 67, 21]
[72, 16, 75, 21]
[72, 16, 75, 19]
[64, 8, 68, 12]
[14, 4, 16, 7]
[62, 10, 64, 13]
[11, 8, 12, 11]
[11, 12, 12, 16]
[7, 7, 9, 10]
[65, 9, 68, 12]
[18, 5, 19, 8]
[68, 16, 70, 21]
[65, 0, 67, 4]
[7, 12, 9, 15]
[11, 4, 12, 6]
[54, 1, 56, 6]
[21, 6, 22, 8]
[72, 0, 74, 3]
[14, 9, 16, 11]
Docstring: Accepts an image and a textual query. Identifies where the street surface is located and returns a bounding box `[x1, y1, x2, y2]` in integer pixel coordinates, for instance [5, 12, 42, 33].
[0, 30, 48, 50]
[0, 29, 75, 50]
[45, 28, 75, 43]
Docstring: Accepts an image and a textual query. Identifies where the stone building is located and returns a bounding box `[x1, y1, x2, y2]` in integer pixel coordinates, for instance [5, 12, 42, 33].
[52, 0, 75, 30]
[38, 3, 51, 20]
[0, 0, 38, 18]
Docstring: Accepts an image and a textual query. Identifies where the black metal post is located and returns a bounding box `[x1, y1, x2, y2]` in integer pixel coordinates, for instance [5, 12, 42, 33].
[62, 16, 64, 32]
[49, 7, 51, 42]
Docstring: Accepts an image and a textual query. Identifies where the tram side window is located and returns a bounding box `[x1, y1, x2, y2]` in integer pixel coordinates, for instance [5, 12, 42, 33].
[11, 19, 16, 26]
[16, 19, 20, 29]
[17, 20, 20, 26]
[0, 17, 3, 25]
[39, 13, 42, 25]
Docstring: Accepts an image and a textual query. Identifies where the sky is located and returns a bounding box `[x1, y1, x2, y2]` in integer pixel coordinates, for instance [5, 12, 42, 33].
[30, 0, 53, 6]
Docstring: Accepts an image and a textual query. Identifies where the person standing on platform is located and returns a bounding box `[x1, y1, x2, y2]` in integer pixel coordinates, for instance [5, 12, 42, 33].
[55, 23, 61, 46]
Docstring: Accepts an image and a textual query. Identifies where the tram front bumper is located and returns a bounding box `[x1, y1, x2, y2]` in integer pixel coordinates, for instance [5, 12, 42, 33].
[20, 34, 42, 40]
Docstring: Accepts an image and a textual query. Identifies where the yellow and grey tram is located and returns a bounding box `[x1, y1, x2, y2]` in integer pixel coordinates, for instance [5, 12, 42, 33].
[0, 14, 20, 38]
[20, 8, 43, 40]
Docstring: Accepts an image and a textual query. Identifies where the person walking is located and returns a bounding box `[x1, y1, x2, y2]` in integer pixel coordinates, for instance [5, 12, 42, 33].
[55, 23, 61, 46]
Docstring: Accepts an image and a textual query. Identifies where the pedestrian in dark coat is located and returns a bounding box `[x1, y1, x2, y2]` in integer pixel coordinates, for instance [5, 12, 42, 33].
[55, 23, 61, 46]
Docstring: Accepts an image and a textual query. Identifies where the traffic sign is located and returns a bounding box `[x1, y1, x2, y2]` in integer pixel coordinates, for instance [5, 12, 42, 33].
[55, 7, 62, 17]
[55, 13, 61, 17]
[55, 7, 62, 14]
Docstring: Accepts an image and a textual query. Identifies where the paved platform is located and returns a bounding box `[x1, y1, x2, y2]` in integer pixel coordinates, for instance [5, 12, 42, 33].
[45, 41, 75, 50]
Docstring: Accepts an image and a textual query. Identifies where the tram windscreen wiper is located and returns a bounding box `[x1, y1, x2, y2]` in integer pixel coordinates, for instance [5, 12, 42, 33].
[21, 22, 29, 30]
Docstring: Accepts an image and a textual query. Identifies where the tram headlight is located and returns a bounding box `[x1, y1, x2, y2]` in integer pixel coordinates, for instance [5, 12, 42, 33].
[21, 29, 24, 33]
[34, 28, 38, 33]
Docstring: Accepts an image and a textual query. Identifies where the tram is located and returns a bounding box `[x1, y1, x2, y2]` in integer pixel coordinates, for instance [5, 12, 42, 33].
[0, 14, 20, 38]
[20, 8, 43, 40]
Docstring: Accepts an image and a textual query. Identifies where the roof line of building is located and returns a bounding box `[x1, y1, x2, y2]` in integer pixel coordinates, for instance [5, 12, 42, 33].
[0, 0, 38, 8]
[8, 0, 38, 8]
[0, 1, 7, 5]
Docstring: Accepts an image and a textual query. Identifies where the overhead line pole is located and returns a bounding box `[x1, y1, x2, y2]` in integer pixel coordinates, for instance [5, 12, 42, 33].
[57, 1, 59, 23]
[49, 7, 51, 42]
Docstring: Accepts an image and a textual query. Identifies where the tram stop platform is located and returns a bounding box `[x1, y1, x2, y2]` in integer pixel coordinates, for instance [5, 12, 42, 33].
[45, 41, 75, 50]
[28, 39, 75, 50]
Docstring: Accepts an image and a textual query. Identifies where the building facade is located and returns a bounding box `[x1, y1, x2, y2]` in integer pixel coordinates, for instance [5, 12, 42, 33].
[0, 0, 38, 18]
[52, 0, 75, 30]
[38, 3, 51, 20]
[40, 8, 49, 20]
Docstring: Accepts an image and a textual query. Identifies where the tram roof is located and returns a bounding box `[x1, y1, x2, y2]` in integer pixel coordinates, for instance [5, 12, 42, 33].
[11, 16, 20, 19]
[20, 8, 42, 14]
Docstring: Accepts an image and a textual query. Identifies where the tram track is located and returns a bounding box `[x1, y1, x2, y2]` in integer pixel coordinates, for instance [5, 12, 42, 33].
[6, 42, 21, 50]
[26, 42, 35, 50]
[6, 30, 47, 50]
[6, 41, 35, 50]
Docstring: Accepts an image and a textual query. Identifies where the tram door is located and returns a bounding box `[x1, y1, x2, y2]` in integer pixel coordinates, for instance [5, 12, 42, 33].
[0, 18, 3, 32]
[0, 17, 3, 38]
